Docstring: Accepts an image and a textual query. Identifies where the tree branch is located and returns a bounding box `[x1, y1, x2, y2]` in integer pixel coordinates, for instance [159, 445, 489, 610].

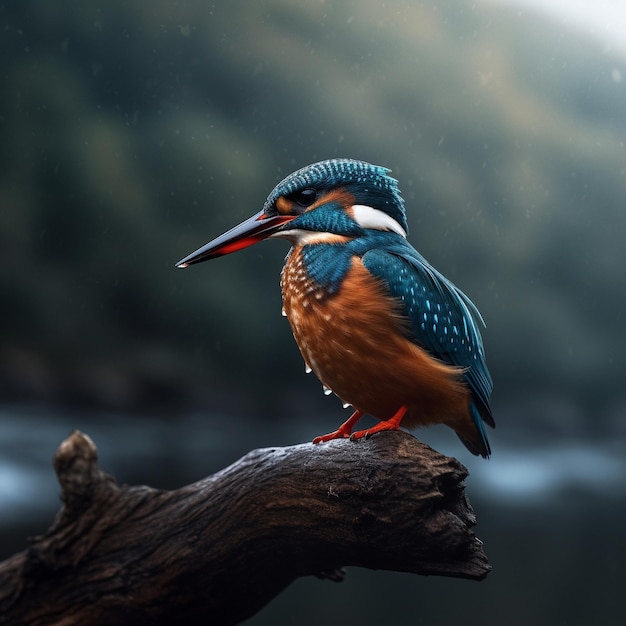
[0, 429, 490, 626]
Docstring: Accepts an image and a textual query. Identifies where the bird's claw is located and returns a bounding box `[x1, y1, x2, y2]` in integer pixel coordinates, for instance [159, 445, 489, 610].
[349, 429, 371, 441]
[312, 429, 351, 444]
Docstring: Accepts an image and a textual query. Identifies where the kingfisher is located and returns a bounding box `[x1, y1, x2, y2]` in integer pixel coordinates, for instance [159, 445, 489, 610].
[176, 159, 494, 457]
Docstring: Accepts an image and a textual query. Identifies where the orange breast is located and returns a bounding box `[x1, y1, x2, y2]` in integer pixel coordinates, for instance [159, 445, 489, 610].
[280, 249, 472, 433]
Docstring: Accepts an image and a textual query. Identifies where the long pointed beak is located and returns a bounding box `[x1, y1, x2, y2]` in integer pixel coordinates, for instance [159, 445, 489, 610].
[176, 210, 295, 268]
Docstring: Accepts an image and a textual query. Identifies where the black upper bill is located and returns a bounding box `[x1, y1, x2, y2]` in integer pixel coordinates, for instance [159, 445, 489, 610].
[175, 211, 294, 267]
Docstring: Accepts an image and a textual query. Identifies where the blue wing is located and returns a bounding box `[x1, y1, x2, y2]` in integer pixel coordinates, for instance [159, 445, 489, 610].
[361, 237, 494, 431]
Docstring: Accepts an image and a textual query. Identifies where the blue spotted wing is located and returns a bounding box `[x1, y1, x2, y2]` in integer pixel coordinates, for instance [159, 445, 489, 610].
[362, 240, 494, 428]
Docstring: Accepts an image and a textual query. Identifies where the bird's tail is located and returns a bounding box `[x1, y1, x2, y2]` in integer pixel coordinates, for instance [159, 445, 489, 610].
[456, 401, 492, 459]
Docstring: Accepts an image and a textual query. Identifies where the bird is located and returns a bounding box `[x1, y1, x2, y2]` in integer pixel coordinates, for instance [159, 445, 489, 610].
[176, 159, 494, 457]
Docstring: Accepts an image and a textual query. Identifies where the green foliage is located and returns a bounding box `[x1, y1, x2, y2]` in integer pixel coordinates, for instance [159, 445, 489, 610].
[1, 1, 625, 423]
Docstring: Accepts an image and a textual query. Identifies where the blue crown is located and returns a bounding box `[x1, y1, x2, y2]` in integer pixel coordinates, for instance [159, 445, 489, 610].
[264, 159, 409, 235]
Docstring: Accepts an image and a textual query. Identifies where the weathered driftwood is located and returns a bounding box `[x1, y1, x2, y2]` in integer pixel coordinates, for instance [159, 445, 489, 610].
[0, 429, 490, 625]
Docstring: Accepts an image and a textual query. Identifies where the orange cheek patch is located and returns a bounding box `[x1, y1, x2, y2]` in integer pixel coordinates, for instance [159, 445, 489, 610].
[306, 188, 356, 213]
[276, 196, 293, 215]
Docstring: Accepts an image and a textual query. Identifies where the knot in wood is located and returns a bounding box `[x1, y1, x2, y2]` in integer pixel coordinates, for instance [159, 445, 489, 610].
[53, 430, 103, 508]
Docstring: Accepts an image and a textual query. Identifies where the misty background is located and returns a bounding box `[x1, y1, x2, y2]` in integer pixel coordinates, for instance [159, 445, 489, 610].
[1, 1, 625, 624]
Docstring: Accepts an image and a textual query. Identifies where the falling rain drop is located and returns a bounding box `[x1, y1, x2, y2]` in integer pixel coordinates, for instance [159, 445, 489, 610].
[322, 385, 333, 396]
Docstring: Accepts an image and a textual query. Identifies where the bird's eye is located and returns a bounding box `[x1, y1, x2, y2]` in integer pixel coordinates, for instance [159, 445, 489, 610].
[292, 188, 317, 207]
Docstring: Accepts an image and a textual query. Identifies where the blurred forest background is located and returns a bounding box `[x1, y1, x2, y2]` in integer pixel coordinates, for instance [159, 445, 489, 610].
[1, 1, 625, 624]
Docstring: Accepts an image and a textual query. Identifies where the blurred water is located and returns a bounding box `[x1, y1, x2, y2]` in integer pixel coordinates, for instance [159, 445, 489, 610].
[1, 404, 624, 521]
[1, 404, 624, 625]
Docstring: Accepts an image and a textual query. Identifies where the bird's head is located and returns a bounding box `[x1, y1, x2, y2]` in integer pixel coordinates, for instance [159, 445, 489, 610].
[176, 158, 408, 267]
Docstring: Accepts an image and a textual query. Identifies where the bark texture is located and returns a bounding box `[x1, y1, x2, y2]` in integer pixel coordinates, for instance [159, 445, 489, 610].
[0, 430, 490, 626]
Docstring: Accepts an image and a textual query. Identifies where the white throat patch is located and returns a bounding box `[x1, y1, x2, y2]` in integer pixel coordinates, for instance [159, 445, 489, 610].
[269, 229, 348, 245]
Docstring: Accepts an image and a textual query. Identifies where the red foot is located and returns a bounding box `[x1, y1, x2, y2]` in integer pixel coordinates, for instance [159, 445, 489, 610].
[313, 410, 364, 444]
[350, 406, 408, 441]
